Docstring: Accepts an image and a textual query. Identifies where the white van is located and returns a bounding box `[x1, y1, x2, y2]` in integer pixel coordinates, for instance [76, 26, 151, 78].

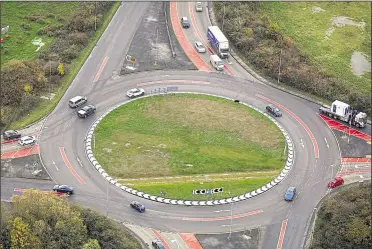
[195, 2, 203, 12]
[69, 96, 87, 108]
[210, 54, 224, 71]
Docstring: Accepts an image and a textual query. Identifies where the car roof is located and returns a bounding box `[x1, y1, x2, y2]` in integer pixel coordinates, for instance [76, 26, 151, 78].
[4, 130, 17, 134]
[182, 17, 188, 20]
[195, 41, 202, 45]
[70, 96, 84, 102]
[21, 135, 33, 140]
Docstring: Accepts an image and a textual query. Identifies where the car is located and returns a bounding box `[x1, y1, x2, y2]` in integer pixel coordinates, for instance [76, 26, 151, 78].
[69, 95, 88, 108]
[53, 185, 74, 195]
[284, 187, 296, 201]
[328, 177, 344, 188]
[181, 17, 190, 28]
[195, 41, 206, 53]
[77, 104, 96, 118]
[130, 201, 145, 213]
[126, 88, 145, 98]
[152, 239, 166, 249]
[266, 104, 282, 117]
[2, 130, 21, 140]
[18, 136, 36, 146]
[195, 2, 203, 12]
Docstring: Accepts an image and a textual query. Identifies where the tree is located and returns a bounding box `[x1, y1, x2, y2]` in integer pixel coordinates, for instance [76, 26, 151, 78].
[58, 63, 64, 75]
[82, 239, 101, 249]
[9, 217, 41, 249]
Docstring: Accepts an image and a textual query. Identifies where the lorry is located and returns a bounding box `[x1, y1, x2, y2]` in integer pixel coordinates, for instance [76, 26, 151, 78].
[195, 2, 203, 12]
[207, 26, 229, 58]
[319, 100, 367, 128]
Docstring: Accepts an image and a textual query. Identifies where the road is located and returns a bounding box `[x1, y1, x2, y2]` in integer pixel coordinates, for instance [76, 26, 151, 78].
[0, 2, 364, 249]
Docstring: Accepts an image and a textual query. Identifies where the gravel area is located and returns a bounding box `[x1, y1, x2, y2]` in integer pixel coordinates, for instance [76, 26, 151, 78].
[196, 228, 264, 249]
[120, 2, 196, 75]
[1, 154, 50, 180]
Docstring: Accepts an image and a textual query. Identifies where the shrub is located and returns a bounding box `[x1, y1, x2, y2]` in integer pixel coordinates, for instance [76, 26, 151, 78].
[26, 14, 43, 22]
[20, 22, 32, 30]
[35, 17, 46, 24]
[68, 32, 89, 45]
[46, 13, 56, 19]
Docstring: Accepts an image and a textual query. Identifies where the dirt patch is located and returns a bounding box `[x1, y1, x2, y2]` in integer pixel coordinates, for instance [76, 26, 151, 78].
[351, 51, 371, 77]
[1, 154, 50, 180]
[196, 228, 264, 249]
[325, 16, 366, 39]
[312, 6, 325, 13]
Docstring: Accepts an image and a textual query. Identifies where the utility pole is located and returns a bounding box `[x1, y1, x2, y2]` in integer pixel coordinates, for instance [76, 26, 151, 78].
[49, 61, 52, 98]
[95, 1, 97, 31]
[277, 48, 282, 84]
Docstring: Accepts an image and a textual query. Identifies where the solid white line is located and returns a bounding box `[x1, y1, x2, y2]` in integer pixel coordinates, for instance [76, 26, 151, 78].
[77, 157, 83, 167]
[324, 137, 330, 148]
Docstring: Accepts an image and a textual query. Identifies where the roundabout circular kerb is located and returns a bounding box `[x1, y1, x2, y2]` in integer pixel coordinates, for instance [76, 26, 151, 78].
[85, 91, 295, 206]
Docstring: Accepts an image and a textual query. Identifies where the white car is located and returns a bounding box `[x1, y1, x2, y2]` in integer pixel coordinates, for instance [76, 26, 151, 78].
[19, 136, 36, 146]
[195, 41, 206, 53]
[127, 88, 145, 98]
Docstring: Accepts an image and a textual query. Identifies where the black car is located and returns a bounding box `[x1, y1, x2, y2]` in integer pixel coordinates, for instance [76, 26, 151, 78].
[2, 130, 21, 140]
[130, 201, 145, 213]
[181, 17, 190, 28]
[77, 105, 96, 118]
[152, 239, 166, 249]
[53, 185, 74, 195]
[266, 104, 282, 117]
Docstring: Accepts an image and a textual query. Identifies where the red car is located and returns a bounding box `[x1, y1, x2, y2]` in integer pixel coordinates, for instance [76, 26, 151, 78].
[328, 177, 344, 188]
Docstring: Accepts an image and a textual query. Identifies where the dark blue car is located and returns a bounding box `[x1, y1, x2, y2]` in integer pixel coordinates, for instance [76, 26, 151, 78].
[130, 201, 145, 212]
[53, 185, 74, 195]
[284, 187, 296, 201]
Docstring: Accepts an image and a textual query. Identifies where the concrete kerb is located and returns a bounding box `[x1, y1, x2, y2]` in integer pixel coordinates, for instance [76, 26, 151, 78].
[206, 2, 372, 125]
[164, 1, 176, 58]
[85, 92, 295, 206]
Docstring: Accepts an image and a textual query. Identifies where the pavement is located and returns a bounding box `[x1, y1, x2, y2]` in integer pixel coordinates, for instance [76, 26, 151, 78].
[1, 154, 50, 180]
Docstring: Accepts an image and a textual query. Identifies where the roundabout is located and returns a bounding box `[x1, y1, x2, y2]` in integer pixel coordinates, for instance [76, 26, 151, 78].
[38, 69, 340, 243]
[85, 92, 294, 204]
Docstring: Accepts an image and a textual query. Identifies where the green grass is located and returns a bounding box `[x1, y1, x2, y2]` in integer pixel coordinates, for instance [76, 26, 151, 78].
[129, 176, 276, 200]
[0, 2, 78, 65]
[94, 94, 285, 199]
[9, 2, 121, 130]
[260, 2, 371, 94]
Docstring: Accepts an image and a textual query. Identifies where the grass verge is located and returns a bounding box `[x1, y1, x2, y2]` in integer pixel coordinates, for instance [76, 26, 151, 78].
[9, 2, 121, 130]
[128, 176, 275, 200]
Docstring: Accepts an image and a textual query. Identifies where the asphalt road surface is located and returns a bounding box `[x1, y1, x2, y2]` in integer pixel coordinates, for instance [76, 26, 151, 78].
[0, 2, 357, 249]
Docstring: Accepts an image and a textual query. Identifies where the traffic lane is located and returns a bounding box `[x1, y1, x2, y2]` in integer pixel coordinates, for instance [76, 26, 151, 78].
[186, 1, 259, 80]
[1, 177, 55, 200]
[94, 2, 150, 83]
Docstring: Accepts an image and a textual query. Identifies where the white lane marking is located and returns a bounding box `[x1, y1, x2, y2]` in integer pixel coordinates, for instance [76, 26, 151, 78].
[300, 138, 305, 148]
[77, 157, 83, 167]
[359, 175, 364, 179]
[53, 161, 59, 171]
[214, 210, 230, 213]
[355, 165, 359, 168]
[324, 137, 330, 148]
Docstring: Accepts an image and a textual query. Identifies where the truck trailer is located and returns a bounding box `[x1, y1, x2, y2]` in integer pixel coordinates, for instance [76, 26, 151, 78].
[319, 100, 367, 128]
[207, 26, 229, 58]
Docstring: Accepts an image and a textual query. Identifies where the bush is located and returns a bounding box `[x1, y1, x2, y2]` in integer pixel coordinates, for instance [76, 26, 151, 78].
[35, 17, 46, 24]
[20, 22, 32, 30]
[26, 14, 44, 22]
[68, 32, 89, 45]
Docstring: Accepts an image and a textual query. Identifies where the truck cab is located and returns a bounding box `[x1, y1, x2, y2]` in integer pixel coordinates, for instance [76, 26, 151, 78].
[210, 54, 224, 71]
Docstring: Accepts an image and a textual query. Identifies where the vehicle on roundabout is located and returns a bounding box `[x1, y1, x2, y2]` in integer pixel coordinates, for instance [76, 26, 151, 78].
[68, 95, 88, 108]
[181, 17, 190, 28]
[284, 186, 296, 201]
[77, 104, 96, 118]
[152, 239, 166, 249]
[130, 201, 145, 213]
[53, 185, 74, 195]
[126, 88, 145, 98]
[19, 135, 36, 146]
[195, 41, 206, 53]
[266, 104, 282, 117]
[2, 130, 22, 140]
[328, 177, 344, 188]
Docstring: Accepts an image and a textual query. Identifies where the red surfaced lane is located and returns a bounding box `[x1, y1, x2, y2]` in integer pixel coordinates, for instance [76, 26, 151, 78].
[179, 233, 204, 249]
[342, 157, 371, 163]
[151, 229, 171, 249]
[0, 145, 40, 159]
[59, 147, 86, 185]
[170, 2, 211, 72]
[319, 114, 371, 142]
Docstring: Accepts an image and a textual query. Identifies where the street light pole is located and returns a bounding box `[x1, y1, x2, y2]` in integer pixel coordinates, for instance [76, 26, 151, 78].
[222, 2, 226, 32]
[277, 48, 282, 84]
[95, 1, 97, 31]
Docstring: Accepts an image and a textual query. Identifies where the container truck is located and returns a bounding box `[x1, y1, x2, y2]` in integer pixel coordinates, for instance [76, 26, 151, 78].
[319, 100, 367, 128]
[207, 26, 229, 58]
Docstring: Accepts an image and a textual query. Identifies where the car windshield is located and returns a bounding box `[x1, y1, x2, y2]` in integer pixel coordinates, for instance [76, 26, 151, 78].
[274, 108, 280, 112]
[82, 106, 90, 111]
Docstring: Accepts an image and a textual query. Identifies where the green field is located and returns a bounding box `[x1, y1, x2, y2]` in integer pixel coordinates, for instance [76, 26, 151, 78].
[260, 2, 371, 94]
[1, 2, 78, 65]
[94, 94, 285, 200]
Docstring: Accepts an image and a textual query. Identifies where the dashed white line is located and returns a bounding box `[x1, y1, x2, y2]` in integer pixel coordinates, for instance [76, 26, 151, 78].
[300, 138, 305, 148]
[53, 161, 59, 171]
[324, 137, 330, 148]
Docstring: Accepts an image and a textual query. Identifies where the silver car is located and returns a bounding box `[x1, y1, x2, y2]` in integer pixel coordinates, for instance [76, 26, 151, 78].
[19, 135, 36, 146]
[126, 88, 145, 98]
[195, 41, 206, 53]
